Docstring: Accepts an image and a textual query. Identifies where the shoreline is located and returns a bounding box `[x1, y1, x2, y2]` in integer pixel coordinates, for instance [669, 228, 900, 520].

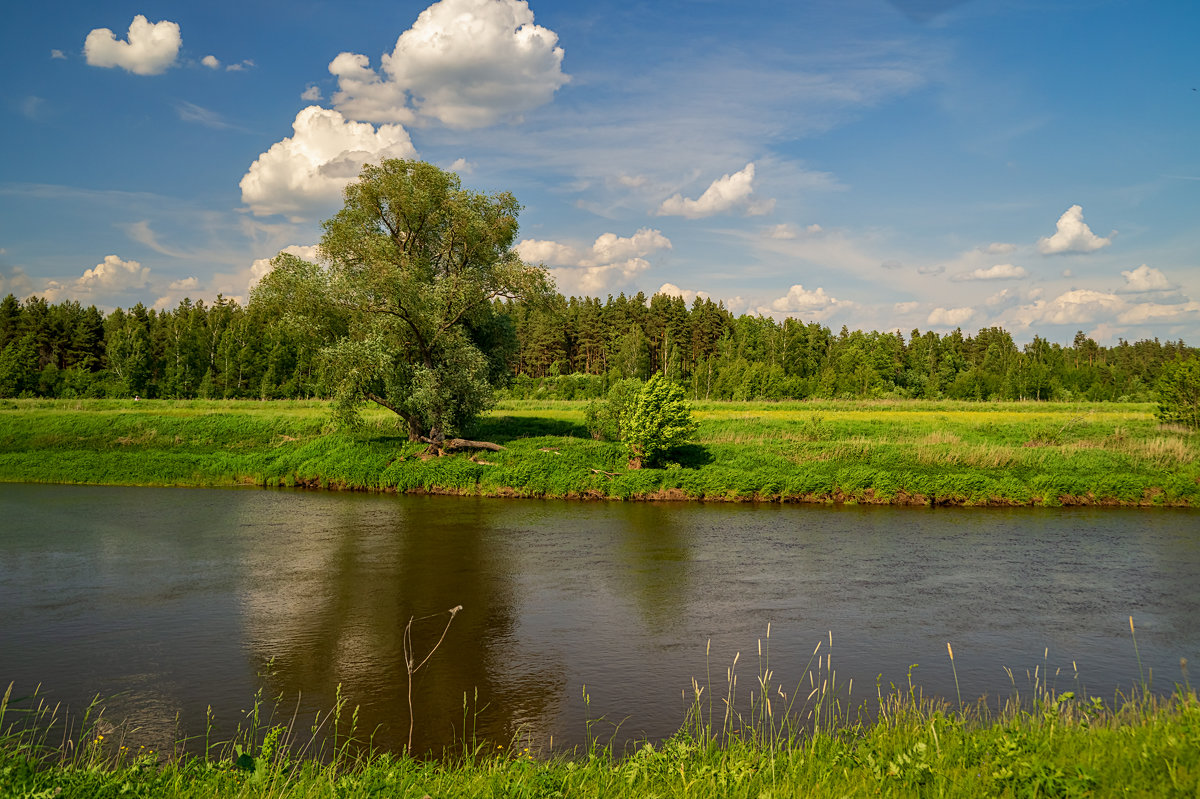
[2, 398, 1196, 508]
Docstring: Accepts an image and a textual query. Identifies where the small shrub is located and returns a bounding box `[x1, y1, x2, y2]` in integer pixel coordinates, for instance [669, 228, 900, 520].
[620, 374, 699, 469]
[1155, 357, 1200, 429]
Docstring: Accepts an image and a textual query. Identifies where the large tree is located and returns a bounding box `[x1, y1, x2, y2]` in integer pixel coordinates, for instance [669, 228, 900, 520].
[252, 159, 551, 444]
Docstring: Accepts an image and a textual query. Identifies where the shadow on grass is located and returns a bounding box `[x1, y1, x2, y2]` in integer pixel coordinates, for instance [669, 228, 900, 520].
[668, 443, 713, 468]
[468, 415, 592, 443]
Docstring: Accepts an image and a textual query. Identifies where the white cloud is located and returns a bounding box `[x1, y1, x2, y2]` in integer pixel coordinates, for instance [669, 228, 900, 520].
[917, 265, 945, 276]
[586, 228, 671, 265]
[448, 157, 475, 175]
[239, 106, 417, 221]
[1037, 205, 1112, 254]
[952, 263, 1028, 281]
[201, 55, 220, 69]
[553, 258, 652, 297]
[514, 239, 580, 265]
[766, 223, 797, 240]
[169, 276, 200, 291]
[985, 242, 1016, 255]
[519, 228, 672, 296]
[43, 255, 149, 303]
[927, 306, 975, 327]
[225, 59, 255, 72]
[84, 15, 180, 76]
[51, 49, 66, 60]
[894, 301, 920, 314]
[657, 283, 710, 304]
[300, 85, 323, 101]
[1004, 286, 1200, 330]
[1009, 289, 1122, 327]
[657, 162, 773, 218]
[762, 284, 847, 321]
[329, 0, 568, 129]
[1116, 301, 1200, 325]
[1121, 264, 1171, 292]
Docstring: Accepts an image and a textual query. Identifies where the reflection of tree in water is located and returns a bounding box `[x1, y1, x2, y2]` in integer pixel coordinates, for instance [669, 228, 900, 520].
[238, 493, 565, 754]
[612, 503, 691, 635]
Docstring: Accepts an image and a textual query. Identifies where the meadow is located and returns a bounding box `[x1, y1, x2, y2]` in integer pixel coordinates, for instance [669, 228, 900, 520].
[0, 397, 1196, 505]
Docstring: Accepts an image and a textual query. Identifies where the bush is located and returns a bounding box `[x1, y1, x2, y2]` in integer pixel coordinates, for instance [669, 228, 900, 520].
[1155, 357, 1200, 429]
[619, 374, 698, 468]
[585, 378, 642, 441]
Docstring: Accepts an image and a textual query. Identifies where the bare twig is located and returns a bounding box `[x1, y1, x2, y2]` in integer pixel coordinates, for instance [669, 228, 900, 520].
[403, 605, 462, 753]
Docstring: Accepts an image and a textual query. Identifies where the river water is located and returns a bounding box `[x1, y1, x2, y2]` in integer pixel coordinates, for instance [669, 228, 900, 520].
[1, 483, 1197, 755]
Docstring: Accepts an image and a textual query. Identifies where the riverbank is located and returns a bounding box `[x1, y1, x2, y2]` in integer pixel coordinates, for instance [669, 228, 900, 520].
[2, 680, 1196, 798]
[1, 398, 1196, 506]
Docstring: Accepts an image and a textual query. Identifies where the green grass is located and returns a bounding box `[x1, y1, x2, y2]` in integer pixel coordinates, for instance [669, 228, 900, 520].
[3, 655, 1197, 798]
[1, 398, 1197, 506]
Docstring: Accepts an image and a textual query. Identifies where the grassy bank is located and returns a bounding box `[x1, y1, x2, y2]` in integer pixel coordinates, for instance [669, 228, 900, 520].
[3, 677, 1197, 798]
[1, 398, 1197, 505]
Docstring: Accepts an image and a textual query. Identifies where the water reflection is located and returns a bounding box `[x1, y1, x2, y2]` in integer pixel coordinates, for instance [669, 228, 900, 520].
[1, 484, 1197, 756]
[236, 494, 566, 753]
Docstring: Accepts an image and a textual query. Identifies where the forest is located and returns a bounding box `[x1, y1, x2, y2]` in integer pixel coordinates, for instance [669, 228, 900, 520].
[0, 289, 1194, 403]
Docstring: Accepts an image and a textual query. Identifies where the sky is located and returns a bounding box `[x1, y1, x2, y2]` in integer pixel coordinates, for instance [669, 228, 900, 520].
[1, 0, 1197, 346]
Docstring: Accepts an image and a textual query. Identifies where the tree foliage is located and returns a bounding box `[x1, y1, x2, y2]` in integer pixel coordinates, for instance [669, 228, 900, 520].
[252, 159, 550, 441]
[619, 373, 698, 468]
[1155, 357, 1200, 429]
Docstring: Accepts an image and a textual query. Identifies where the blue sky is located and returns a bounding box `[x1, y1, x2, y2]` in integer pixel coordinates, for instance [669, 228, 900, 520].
[2, 0, 1197, 345]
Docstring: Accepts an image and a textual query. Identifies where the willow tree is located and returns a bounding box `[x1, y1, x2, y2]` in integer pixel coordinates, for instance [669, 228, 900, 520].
[252, 159, 551, 447]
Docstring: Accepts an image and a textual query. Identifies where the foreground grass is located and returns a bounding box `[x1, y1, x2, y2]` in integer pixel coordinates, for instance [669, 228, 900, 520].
[3, 680, 1197, 798]
[0, 398, 1197, 505]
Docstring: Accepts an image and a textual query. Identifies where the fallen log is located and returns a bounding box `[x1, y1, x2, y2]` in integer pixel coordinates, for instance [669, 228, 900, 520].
[419, 436, 506, 455]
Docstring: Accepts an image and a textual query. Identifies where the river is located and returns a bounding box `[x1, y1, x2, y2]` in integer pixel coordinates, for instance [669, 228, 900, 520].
[1, 483, 1197, 755]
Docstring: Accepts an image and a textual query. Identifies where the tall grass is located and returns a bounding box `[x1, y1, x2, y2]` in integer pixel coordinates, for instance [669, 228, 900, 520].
[3, 638, 1197, 798]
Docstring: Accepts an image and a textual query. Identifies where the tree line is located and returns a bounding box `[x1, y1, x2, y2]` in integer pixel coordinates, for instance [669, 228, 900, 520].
[1, 288, 1193, 403]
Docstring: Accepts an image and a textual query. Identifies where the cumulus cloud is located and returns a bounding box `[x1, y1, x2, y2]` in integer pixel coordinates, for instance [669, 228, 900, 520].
[301, 85, 323, 101]
[762, 284, 847, 321]
[1009, 289, 1123, 327]
[893, 301, 920, 314]
[588, 228, 671, 265]
[84, 15, 180, 76]
[657, 163, 773, 218]
[43, 255, 150, 303]
[1037, 205, 1112, 254]
[448, 157, 474, 174]
[985, 242, 1017, 255]
[51, 49, 67, 60]
[951, 263, 1029, 282]
[514, 239, 580, 265]
[517, 228, 672, 296]
[329, 0, 568, 128]
[1121, 264, 1171, 292]
[239, 106, 417, 221]
[201, 55, 220, 69]
[927, 306, 975, 327]
[657, 283, 710, 304]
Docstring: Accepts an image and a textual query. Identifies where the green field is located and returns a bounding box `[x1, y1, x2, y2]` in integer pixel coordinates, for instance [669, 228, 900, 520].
[0, 398, 1196, 505]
